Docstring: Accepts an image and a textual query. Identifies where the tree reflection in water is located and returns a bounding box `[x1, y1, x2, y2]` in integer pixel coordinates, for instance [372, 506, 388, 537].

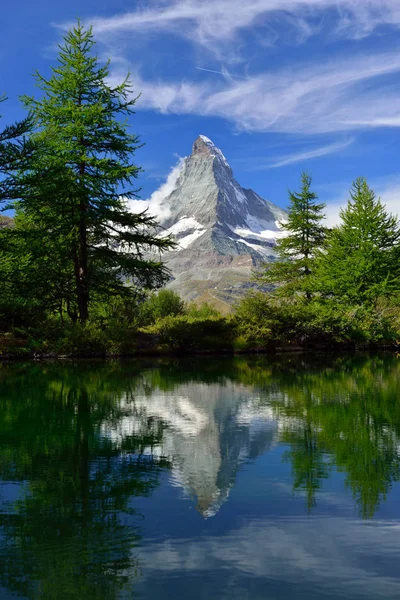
[0, 362, 170, 599]
[1, 355, 400, 597]
[254, 354, 400, 518]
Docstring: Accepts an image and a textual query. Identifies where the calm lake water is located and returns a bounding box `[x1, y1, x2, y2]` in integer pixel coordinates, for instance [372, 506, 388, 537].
[1, 354, 400, 599]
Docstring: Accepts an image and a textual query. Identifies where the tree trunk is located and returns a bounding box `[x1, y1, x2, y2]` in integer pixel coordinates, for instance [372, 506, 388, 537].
[75, 156, 89, 323]
[78, 212, 89, 323]
[75, 86, 89, 323]
[73, 239, 88, 324]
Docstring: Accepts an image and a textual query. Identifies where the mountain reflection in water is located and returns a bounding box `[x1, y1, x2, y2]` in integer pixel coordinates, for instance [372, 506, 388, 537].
[0, 355, 400, 599]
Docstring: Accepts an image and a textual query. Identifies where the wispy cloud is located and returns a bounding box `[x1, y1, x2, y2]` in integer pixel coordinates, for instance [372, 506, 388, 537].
[195, 66, 247, 81]
[58, 0, 400, 135]
[262, 138, 354, 169]
[110, 51, 400, 134]
[78, 0, 400, 52]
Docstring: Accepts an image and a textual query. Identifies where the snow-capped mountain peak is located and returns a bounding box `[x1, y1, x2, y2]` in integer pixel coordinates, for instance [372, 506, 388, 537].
[194, 135, 231, 170]
[140, 136, 287, 305]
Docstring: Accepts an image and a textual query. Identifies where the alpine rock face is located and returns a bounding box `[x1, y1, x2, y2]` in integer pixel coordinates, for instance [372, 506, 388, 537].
[146, 135, 287, 307]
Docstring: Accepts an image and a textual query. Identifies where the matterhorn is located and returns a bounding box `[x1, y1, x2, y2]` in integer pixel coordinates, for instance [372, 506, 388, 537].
[144, 135, 287, 308]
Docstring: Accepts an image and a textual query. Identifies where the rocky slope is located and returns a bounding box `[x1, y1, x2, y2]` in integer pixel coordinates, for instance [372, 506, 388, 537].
[0, 215, 14, 229]
[146, 136, 287, 308]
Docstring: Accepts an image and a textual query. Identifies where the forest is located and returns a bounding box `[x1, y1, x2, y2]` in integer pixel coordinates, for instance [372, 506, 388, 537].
[1, 22, 400, 358]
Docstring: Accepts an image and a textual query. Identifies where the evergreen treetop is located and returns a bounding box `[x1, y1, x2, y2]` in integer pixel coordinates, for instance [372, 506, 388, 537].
[255, 171, 326, 299]
[315, 177, 400, 303]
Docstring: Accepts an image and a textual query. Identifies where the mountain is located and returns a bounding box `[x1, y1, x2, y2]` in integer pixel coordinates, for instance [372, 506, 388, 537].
[0, 215, 14, 229]
[102, 378, 278, 518]
[145, 136, 287, 308]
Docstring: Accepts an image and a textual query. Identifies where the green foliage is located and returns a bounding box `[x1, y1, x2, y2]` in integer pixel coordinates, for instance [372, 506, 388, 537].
[0, 211, 79, 325]
[233, 293, 279, 348]
[246, 176, 400, 351]
[140, 289, 185, 325]
[315, 178, 400, 304]
[234, 292, 400, 350]
[146, 314, 235, 353]
[185, 302, 220, 318]
[0, 362, 170, 597]
[256, 172, 326, 299]
[0, 96, 32, 208]
[0, 99, 33, 327]
[11, 21, 173, 323]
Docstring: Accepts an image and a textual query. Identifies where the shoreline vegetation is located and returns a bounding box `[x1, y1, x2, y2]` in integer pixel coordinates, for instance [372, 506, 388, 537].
[1, 289, 400, 360]
[2, 24, 400, 361]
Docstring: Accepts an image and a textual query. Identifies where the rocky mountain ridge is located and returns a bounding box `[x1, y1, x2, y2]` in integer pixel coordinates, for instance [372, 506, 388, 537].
[147, 136, 287, 307]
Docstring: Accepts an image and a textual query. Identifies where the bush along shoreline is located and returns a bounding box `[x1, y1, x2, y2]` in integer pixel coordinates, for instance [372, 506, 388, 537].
[1, 290, 400, 360]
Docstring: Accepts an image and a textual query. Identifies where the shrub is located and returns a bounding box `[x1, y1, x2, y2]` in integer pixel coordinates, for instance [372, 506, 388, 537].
[185, 302, 221, 319]
[139, 290, 185, 326]
[234, 292, 400, 349]
[145, 314, 235, 353]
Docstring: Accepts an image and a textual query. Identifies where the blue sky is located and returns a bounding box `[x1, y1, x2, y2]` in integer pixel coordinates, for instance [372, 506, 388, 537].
[3, 0, 400, 223]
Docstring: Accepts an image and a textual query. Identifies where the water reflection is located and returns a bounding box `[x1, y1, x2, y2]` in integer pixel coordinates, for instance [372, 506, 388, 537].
[260, 355, 400, 518]
[102, 379, 277, 517]
[0, 355, 400, 598]
[0, 363, 170, 598]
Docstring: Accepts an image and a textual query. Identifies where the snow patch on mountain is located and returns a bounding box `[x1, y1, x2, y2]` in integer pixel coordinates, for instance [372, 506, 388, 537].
[178, 229, 207, 249]
[234, 226, 283, 242]
[235, 238, 275, 256]
[233, 186, 247, 204]
[160, 216, 206, 249]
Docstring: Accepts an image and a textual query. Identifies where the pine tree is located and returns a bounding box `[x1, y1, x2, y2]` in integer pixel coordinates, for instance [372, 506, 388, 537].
[0, 96, 32, 207]
[315, 177, 400, 304]
[0, 211, 79, 324]
[255, 172, 326, 299]
[16, 22, 173, 323]
[0, 98, 33, 325]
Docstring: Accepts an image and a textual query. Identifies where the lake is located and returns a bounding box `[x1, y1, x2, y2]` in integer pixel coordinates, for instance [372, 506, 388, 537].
[1, 354, 400, 599]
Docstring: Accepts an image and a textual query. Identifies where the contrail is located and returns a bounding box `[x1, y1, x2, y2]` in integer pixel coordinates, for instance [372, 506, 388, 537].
[196, 66, 247, 80]
[196, 66, 226, 76]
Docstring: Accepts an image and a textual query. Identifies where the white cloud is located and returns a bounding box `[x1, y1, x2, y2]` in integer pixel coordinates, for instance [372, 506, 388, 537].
[264, 138, 354, 168]
[83, 0, 400, 52]
[117, 51, 400, 134]
[136, 516, 400, 598]
[128, 157, 184, 222]
[57, 1, 400, 135]
[324, 177, 400, 227]
[379, 181, 400, 216]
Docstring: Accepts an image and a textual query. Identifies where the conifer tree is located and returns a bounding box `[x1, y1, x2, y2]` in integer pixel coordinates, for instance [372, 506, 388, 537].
[255, 172, 326, 299]
[16, 22, 173, 323]
[0, 98, 33, 323]
[315, 177, 400, 304]
[0, 96, 32, 207]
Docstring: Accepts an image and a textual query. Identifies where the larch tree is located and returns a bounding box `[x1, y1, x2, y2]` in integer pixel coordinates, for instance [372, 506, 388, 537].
[0, 97, 33, 323]
[16, 21, 173, 323]
[314, 177, 400, 304]
[255, 172, 326, 300]
[0, 96, 32, 208]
